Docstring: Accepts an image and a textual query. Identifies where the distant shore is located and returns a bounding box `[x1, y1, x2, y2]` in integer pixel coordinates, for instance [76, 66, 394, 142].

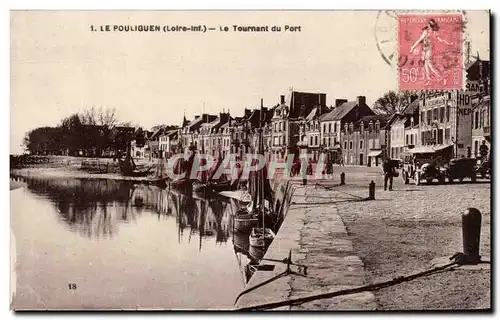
[10, 155, 160, 183]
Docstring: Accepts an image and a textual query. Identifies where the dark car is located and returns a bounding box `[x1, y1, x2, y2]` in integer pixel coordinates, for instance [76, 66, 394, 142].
[446, 158, 477, 183]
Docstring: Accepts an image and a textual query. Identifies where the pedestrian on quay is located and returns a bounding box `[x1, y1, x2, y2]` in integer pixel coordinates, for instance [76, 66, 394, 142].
[479, 140, 489, 160]
[383, 157, 394, 191]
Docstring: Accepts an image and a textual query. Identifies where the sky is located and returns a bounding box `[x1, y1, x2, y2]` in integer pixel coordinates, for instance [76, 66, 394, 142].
[10, 10, 490, 154]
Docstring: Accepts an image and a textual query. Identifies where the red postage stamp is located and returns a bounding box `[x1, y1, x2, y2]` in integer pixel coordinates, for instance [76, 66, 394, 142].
[398, 13, 463, 90]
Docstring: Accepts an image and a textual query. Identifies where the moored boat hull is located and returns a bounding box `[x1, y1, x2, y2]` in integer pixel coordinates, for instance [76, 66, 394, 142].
[234, 214, 259, 234]
[249, 227, 275, 247]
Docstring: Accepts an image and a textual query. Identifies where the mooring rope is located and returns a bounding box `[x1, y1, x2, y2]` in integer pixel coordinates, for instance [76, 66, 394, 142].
[233, 254, 489, 311]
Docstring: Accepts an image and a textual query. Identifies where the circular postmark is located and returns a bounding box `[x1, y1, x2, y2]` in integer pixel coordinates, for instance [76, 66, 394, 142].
[374, 10, 469, 69]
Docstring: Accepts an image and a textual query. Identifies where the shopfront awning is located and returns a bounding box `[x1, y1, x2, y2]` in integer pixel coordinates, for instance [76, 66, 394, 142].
[367, 150, 383, 157]
[433, 144, 453, 152]
[409, 146, 436, 154]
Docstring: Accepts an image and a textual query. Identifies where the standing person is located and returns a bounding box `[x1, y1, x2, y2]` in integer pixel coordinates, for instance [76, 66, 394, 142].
[383, 158, 394, 191]
[479, 140, 489, 160]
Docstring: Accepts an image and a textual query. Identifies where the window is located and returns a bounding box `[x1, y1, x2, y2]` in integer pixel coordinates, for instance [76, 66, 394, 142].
[433, 108, 438, 121]
[445, 128, 451, 140]
[315, 136, 318, 146]
[446, 105, 450, 122]
[439, 107, 445, 123]
[410, 134, 414, 145]
[323, 137, 326, 146]
[310, 136, 313, 146]
[334, 123, 338, 133]
[328, 123, 332, 133]
[349, 141, 353, 150]
[323, 124, 326, 133]
[474, 140, 479, 156]
[360, 140, 364, 149]
[427, 110, 431, 125]
[344, 141, 347, 150]
[406, 134, 409, 145]
[421, 111, 425, 123]
[475, 111, 479, 129]
[375, 121, 380, 132]
[329, 137, 332, 146]
[374, 139, 380, 149]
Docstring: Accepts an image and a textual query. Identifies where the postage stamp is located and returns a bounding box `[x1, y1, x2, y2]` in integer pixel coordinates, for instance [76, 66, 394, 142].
[398, 13, 464, 91]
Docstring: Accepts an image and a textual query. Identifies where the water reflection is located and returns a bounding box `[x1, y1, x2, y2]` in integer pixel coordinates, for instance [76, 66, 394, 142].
[12, 175, 270, 289]
[12, 175, 233, 247]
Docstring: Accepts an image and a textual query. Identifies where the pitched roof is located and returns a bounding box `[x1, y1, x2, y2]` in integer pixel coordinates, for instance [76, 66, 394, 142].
[149, 127, 165, 140]
[319, 101, 357, 121]
[402, 98, 420, 115]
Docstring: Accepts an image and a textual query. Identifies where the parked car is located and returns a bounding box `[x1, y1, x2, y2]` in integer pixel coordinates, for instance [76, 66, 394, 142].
[445, 158, 477, 183]
[401, 151, 449, 185]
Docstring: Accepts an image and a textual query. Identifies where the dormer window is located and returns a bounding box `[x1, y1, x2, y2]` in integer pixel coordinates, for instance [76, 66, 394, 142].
[349, 123, 354, 134]
[375, 120, 380, 132]
[369, 122, 374, 132]
[344, 123, 348, 133]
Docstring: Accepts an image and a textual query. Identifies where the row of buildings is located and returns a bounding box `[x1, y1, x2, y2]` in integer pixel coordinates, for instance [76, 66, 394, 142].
[134, 58, 490, 167]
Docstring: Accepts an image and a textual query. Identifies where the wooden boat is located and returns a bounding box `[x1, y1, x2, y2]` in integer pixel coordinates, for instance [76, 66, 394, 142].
[248, 99, 276, 248]
[234, 208, 259, 234]
[249, 227, 275, 247]
[193, 179, 234, 196]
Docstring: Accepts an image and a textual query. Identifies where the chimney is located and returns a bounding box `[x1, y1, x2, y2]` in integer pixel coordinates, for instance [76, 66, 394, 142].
[280, 95, 285, 104]
[244, 108, 251, 117]
[335, 99, 348, 108]
[356, 96, 366, 106]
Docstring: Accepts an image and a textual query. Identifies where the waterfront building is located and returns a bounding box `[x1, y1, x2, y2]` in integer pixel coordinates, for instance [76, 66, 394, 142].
[320, 96, 375, 164]
[341, 114, 390, 166]
[388, 97, 421, 159]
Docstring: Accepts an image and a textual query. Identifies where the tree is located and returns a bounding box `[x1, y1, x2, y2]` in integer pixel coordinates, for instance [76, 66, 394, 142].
[60, 114, 83, 155]
[373, 90, 418, 115]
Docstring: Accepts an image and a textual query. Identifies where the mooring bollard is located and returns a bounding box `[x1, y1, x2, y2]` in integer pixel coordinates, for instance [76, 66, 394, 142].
[340, 172, 345, 185]
[462, 208, 482, 264]
[368, 180, 375, 200]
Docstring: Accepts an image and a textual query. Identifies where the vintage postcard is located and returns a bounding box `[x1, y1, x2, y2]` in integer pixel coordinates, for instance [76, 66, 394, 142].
[10, 10, 491, 311]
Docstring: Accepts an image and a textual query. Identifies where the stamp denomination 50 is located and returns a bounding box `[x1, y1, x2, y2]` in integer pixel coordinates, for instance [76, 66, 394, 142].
[398, 13, 463, 90]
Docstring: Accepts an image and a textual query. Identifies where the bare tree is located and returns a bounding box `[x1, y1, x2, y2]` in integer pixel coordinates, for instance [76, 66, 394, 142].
[373, 90, 418, 115]
[98, 107, 118, 128]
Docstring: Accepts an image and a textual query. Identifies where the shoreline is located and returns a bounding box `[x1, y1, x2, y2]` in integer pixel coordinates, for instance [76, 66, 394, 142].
[10, 167, 161, 183]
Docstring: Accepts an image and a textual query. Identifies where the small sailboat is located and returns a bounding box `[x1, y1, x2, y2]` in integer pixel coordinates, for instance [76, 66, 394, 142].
[248, 98, 276, 248]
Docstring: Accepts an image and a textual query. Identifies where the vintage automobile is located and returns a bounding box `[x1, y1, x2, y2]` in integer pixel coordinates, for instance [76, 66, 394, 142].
[401, 149, 449, 185]
[445, 158, 477, 183]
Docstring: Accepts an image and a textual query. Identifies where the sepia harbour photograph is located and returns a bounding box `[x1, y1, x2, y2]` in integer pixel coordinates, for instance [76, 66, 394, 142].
[9, 10, 491, 311]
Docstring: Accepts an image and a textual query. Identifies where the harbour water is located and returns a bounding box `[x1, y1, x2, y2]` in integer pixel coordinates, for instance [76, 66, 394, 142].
[10, 176, 248, 310]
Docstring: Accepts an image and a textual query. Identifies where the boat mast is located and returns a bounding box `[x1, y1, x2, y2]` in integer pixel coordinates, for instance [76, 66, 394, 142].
[260, 98, 264, 231]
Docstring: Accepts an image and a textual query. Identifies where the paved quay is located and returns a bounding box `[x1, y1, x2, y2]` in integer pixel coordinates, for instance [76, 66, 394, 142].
[233, 181, 376, 311]
[234, 165, 491, 310]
